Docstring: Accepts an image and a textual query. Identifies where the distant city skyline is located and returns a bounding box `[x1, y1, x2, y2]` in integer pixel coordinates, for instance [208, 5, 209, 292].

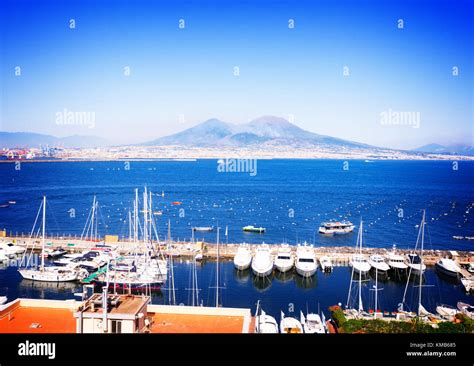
[1, 0, 472, 150]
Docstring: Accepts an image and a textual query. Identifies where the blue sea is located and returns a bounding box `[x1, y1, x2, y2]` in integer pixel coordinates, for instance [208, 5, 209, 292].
[0, 159, 472, 250]
[0, 159, 472, 317]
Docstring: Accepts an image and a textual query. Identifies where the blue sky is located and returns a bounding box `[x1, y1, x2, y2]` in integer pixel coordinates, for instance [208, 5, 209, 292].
[1, 0, 472, 149]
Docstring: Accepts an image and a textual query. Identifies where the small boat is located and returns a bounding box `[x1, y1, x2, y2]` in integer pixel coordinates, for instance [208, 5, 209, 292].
[19, 266, 88, 282]
[48, 247, 67, 259]
[274, 244, 294, 273]
[368, 254, 390, 273]
[300, 311, 325, 333]
[461, 277, 473, 293]
[457, 302, 474, 319]
[251, 244, 273, 277]
[436, 304, 459, 321]
[318, 220, 355, 235]
[466, 236, 474, 240]
[8, 200, 16, 204]
[243, 225, 266, 233]
[295, 244, 317, 277]
[319, 255, 333, 272]
[233, 244, 252, 271]
[0, 296, 7, 305]
[0, 204, 9, 208]
[153, 211, 163, 216]
[350, 254, 371, 274]
[172, 201, 182, 205]
[280, 311, 303, 333]
[435, 258, 461, 278]
[387, 246, 408, 270]
[467, 263, 474, 274]
[255, 308, 278, 333]
[407, 253, 426, 275]
[192, 226, 214, 232]
[0, 242, 24, 256]
[452, 236, 464, 240]
[0, 250, 7, 262]
[194, 252, 203, 261]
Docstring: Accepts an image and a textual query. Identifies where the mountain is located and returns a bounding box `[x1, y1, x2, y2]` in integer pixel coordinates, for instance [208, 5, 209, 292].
[0, 132, 110, 149]
[143, 115, 372, 149]
[412, 143, 474, 156]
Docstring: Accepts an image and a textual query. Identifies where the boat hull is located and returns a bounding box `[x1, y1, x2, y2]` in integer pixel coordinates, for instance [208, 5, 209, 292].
[295, 266, 317, 277]
[234, 260, 251, 271]
[275, 262, 293, 273]
[19, 269, 79, 282]
[435, 263, 460, 278]
[251, 264, 273, 278]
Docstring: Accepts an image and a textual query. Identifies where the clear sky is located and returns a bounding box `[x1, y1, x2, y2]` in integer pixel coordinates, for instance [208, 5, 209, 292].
[0, 0, 472, 149]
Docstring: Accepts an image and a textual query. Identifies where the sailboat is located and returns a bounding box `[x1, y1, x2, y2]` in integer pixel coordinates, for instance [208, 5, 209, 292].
[300, 311, 325, 333]
[254, 301, 278, 333]
[399, 210, 435, 319]
[19, 197, 87, 282]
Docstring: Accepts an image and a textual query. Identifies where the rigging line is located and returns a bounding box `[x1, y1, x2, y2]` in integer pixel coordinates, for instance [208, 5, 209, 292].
[21, 199, 43, 267]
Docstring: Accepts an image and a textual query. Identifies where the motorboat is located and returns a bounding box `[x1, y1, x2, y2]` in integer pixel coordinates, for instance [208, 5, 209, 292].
[194, 252, 203, 261]
[368, 254, 390, 273]
[48, 247, 67, 259]
[435, 258, 461, 278]
[436, 304, 459, 321]
[461, 277, 473, 293]
[350, 254, 371, 274]
[192, 226, 214, 232]
[318, 221, 355, 235]
[251, 244, 273, 277]
[0, 249, 8, 262]
[295, 244, 317, 277]
[0, 241, 24, 256]
[407, 253, 426, 275]
[457, 302, 474, 319]
[0, 296, 7, 305]
[319, 255, 333, 272]
[243, 225, 266, 233]
[468, 263, 474, 274]
[255, 310, 278, 333]
[387, 247, 408, 270]
[300, 311, 325, 333]
[233, 244, 252, 270]
[274, 244, 294, 273]
[280, 311, 303, 333]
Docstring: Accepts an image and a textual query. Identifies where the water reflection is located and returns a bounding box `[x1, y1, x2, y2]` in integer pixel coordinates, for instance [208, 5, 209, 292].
[234, 268, 250, 283]
[294, 273, 318, 290]
[274, 270, 295, 283]
[252, 273, 273, 292]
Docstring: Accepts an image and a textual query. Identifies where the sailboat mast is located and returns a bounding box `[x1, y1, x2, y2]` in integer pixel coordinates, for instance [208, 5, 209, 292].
[134, 188, 138, 243]
[167, 219, 176, 305]
[374, 262, 378, 318]
[216, 225, 220, 308]
[358, 220, 363, 312]
[143, 187, 148, 244]
[41, 196, 46, 270]
[418, 210, 425, 316]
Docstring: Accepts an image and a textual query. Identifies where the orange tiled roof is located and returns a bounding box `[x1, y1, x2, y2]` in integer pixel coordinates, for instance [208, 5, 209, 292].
[149, 313, 246, 333]
[0, 306, 76, 333]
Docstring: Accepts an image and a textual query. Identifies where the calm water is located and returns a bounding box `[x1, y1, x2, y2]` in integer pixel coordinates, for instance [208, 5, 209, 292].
[0, 159, 472, 316]
[0, 258, 472, 318]
[0, 159, 473, 249]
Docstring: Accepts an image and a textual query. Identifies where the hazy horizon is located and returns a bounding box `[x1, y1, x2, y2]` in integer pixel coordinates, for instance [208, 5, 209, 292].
[1, 0, 472, 149]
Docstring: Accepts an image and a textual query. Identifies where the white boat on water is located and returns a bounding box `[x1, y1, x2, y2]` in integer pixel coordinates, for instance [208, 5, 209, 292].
[387, 246, 408, 270]
[255, 304, 278, 333]
[0, 296, 7, 305]
[457, 302, 474, 319]
[274, 244, 294, 273]
[233, 244, 252, 270]
[436, 304, 459, 321]
[318, 221, 355, 235]
[0, 249, 8, 262]
[435, 258, 461, 278]
[280, 311, 303, 333]
[295, 244, 317, 277]
[368, 254, 390, 273]
[319, 255, 333, 272]
[192, 226, 214, 232]
[407, 253, 426, 275]
[251, 244, 273, 277]
[300, 311, 325, 333]
[349, 222, 371, 275]
[0, 242, 24, 256]
[18, 196, 88, 282]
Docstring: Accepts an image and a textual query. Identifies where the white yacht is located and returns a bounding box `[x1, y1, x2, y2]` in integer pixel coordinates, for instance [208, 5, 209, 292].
[251, 244, 273, 277]
[0, 242, 24, 256]
[0, 249, 8, 262]
[368, 254, 390, 273]
[387, 246, 408, 271]
[350, 254, 371, 274]
[457, 302, 474, 319]
[295, 244, 317, 277]
[300, 311, 325, 333]
[318, 221, 355, 235]
[435, 258, 461, 278]
[319, 255, 333, 272]
[436, 304, 459, 321]
[407, 253, 426, 275]
[274, 244, 294, 273]
[280, 311, 303, 333]
[233, 244, 252, 270]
